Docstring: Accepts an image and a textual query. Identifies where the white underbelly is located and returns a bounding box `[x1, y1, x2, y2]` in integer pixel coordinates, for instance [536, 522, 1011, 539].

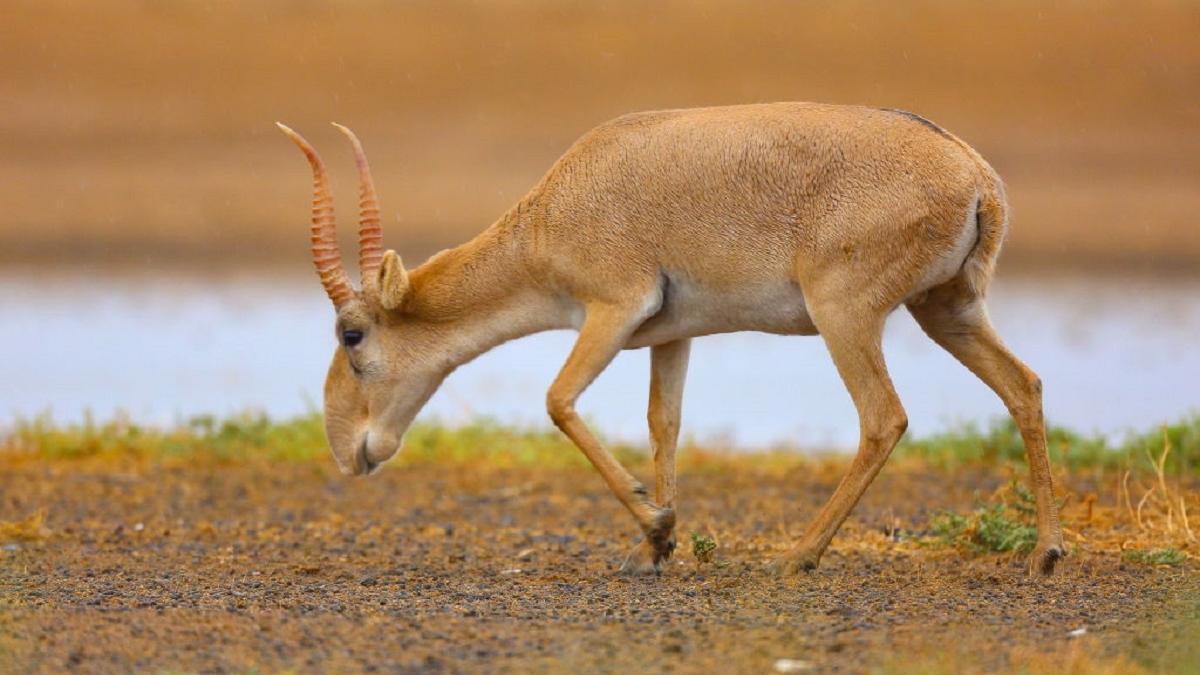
[625, 278, 817, 348]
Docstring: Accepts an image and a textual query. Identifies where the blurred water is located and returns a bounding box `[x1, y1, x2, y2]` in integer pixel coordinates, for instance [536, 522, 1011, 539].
[2, 270, 1197, 449]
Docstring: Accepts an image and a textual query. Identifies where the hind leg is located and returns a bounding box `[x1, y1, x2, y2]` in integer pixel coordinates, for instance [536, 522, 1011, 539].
[908, 280, 1065, 576]
[771, 302, 908, 575]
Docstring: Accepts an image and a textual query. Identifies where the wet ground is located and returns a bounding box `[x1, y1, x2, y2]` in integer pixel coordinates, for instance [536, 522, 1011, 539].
[2, 460, 1196, 673]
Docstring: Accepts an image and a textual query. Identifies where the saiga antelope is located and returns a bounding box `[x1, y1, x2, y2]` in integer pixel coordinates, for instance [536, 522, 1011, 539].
[278, 103, 1064, 577]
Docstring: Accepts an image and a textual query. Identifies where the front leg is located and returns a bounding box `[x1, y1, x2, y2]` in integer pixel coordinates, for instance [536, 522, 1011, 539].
[545, 300, 674, 573]
[622, 339, 691, 575]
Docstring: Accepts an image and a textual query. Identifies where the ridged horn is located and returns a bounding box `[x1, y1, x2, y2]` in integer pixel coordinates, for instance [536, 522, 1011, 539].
[276, 122, 356, 309]
[331, 123, 384, 292]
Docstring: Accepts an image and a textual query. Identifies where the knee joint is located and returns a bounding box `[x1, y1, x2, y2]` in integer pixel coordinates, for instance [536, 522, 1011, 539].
[546, 391, 576, 427]
[1026, 372, 1043, 397]
[864, 412, 908, 448]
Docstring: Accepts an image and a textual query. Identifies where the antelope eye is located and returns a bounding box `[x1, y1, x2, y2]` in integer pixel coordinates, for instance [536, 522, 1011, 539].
[342, 329, 364, 347]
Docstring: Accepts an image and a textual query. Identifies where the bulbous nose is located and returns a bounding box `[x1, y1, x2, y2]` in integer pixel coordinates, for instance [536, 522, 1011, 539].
[331, 431, 393, 477]
[360, 429, 400, 474]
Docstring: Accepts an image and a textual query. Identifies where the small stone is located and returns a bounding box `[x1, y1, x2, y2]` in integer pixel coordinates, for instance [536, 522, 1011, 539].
[774, 658, 815, 673]
[1067, 627, 1088, 638]
[516, 548, 536, 561]
[360, 577, 377, 587]
[499, 568, 523, 575]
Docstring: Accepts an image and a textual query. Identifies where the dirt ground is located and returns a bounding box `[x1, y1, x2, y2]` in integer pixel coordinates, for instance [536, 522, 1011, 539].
[2, 459, 1196, 673]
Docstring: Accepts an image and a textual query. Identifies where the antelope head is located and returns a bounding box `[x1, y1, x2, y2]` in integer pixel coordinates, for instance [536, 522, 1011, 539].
[278, 123, 447, 476]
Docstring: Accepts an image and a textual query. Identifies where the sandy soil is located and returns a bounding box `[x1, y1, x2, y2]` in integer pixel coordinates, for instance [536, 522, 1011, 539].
[3, 1, 1199, 272]
[2, 459, 1196, 673]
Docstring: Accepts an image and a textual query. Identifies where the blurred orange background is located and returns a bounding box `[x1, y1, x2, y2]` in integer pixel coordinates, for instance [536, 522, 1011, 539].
[3, 0, 1198, 273]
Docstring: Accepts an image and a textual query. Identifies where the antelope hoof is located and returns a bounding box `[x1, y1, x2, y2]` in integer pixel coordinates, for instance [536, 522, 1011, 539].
[768, 550, 821, 576]
[618, 536, 673, 576]
[619, 507, 676, 576]
[1028, 544, 1066, 577]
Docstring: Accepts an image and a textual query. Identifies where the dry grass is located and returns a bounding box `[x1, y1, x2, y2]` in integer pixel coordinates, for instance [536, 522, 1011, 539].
[1020, 428, 1200, 566]
[1114, 432, 1197, 559]
[2, 1, 1199, 271]
[917, 429, 1198, 566]
[0, 512, 51, 544]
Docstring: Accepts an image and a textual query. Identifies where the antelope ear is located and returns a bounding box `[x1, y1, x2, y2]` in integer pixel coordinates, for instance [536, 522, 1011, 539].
[378, 249, 409, 311]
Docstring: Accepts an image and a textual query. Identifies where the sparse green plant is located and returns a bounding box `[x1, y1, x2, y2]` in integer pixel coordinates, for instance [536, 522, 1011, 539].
[929, 483, 1039, 555]
[1121, 548, 1186, 566]
[931, 504, 1038, 554]
[690, 532, 716, 564]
